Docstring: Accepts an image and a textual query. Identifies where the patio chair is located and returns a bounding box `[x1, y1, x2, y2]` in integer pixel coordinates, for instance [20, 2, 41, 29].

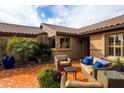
[54, 55, 71, 71]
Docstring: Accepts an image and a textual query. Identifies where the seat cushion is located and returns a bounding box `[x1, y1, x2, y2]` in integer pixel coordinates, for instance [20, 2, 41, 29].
[60, 61, 70, 65]
[65, 80, 103, 88]
[93, 57, 99, 64]
[81, 64, 93, 74]
[56, 55, 67, 61]
[106, 56, 118, 62]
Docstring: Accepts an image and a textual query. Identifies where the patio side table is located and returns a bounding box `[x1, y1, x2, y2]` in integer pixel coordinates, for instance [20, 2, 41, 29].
[64, 66, 77, 79]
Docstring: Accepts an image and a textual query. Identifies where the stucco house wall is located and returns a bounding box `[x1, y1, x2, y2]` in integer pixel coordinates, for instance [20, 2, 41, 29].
[51, 35, 83, 59]
[0, 33, 48, 58]
[0, 36, 9, 57]
[90, 28, 124, 58]
[36, 33, 48, 44]
[90, 33, 105, 58]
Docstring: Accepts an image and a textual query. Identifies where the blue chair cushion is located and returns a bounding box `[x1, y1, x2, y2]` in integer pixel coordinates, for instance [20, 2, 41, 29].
[82, 56, 93, 65]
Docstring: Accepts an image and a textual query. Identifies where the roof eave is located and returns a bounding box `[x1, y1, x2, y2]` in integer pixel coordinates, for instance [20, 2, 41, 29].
[0, 32, 37, 37]
[56, 31, 79, 36]
[80, 23, 124, 36]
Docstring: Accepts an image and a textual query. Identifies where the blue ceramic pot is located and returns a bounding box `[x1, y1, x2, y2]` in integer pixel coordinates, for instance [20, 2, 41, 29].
[3, 56, 15, 69]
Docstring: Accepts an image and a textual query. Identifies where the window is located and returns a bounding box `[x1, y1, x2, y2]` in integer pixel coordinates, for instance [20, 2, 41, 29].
[60, 38, 70, 48]
[108, 47, 114, 56]
[106, 33, 124, 57]
[108, 35, 114, 45]
[49, 36, 55, 48]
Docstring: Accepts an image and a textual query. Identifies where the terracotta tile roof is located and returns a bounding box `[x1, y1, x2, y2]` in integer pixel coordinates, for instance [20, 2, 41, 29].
[0, 23, 45, 36]
[41, 15, 124, 36]
[41, 23, 79, 35]
[79, 15, 124, 35]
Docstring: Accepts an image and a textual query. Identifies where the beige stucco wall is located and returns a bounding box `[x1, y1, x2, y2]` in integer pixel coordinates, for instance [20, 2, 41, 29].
[0, 36, 36, 59]
[0, 33, 48, 66]
[51, 35, 83, 59]
[90, 33, 105, 58]
[0, 36, 9, 56]
[36, 33, 48, 44]
[90, 28, 124, 58]
[0, 33, 48, 61]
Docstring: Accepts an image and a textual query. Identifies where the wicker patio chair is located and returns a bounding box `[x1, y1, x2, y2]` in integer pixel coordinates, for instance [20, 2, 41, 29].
[54, 55, 71, 71]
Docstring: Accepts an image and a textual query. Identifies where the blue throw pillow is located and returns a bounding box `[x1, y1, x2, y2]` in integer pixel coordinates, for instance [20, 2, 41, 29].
[92, 58, 108, 68]
[92, 61, 102, 68]
[87, 56, 93, 65]
[82, 56, 93, 65]
[97, 59, 108, 67]
[82, 57, 89, 65]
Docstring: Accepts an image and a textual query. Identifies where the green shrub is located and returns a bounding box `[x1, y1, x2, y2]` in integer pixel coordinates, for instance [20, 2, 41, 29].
[116, 57, 124, 67]
[37, 68, 60, 88]
[6, 36, 39, 63]
[6, 36, 52, 63]
[41, 53, 50, 61]
[39, 44, 52, 62]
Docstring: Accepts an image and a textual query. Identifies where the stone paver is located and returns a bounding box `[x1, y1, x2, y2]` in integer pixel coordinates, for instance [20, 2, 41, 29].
[0, 60, 88, 88]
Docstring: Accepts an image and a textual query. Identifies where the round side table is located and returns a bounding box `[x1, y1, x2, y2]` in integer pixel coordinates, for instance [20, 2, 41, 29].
[64, 66, 77, 79]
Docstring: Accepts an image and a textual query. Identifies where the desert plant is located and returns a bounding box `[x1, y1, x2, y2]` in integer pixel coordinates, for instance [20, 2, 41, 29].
[116, 57, 124, 71]
[26, 42, 40, 62]
[39, 43, 52, 62]
[41, 53, 50, 61]
[37, 68, 61, 88]
[116, 57, 124, 67]
[6, 36, 39, 64]
[6, 36, 52, 64]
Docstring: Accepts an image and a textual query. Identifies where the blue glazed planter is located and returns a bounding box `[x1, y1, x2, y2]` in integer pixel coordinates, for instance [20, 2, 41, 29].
[3, 56, 15, 69]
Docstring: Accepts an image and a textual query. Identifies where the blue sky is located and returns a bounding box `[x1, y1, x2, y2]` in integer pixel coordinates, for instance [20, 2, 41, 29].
[0, 5, 124, 28]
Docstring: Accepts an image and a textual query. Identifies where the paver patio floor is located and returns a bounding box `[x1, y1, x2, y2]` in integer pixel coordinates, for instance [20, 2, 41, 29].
[0, 60, 88, 88]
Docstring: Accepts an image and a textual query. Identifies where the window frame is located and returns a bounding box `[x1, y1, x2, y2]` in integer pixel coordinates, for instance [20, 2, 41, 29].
[106, 33, 124, 57]
[58, 36, 72, 51]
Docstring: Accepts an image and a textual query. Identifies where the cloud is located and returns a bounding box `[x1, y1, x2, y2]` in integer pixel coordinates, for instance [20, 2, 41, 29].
[44, 5, 124, 28]
[0, 5, 42, 27]
[0, 5, 124, 28]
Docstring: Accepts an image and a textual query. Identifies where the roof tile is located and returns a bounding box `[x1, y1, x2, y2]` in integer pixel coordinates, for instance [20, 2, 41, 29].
[79, 15, 124, 34]
[0, 23, 45, 36]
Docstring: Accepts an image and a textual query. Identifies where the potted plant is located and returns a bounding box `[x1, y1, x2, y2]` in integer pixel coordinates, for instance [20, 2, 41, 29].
[2, 56, 15, 69]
